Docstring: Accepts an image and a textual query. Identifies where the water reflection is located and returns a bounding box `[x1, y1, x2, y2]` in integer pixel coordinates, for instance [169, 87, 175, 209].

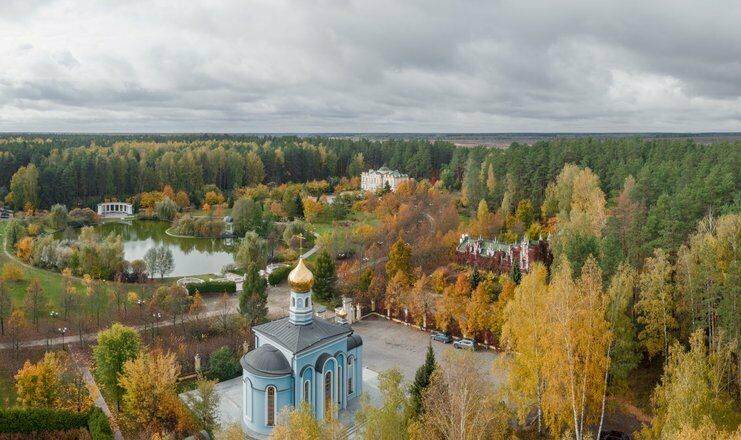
[60, 220, 235, 277]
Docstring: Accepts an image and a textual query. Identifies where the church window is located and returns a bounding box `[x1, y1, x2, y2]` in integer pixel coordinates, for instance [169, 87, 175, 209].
[244, 379, 252, 421]
[266, 386, 276, 426]
[348, 357, 354, 395]
[324, 371, 332, 418]
[304, 379, 311, 403]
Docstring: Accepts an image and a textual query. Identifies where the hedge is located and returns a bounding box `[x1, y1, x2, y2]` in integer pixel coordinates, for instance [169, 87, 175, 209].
[0, 408, 88, 434]
[87, 407, 114, 440]
[268, 265, 292, 285]
[186, 280, 237, 295]
[0, 407, 113, 439]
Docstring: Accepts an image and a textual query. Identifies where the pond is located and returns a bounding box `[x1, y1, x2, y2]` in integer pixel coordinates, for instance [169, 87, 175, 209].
[58, 220, 236, 277]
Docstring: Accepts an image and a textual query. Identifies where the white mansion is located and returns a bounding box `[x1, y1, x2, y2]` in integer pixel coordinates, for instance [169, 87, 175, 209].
[360, 166, 409, 192]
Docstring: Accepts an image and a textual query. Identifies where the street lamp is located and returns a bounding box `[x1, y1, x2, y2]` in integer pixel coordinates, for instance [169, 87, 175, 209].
[152, 312, 162, 339]
[58, 327, 68, 349]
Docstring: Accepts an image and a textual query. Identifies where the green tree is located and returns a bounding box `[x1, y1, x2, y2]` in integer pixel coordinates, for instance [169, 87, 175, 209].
[183, 375, 220, 434]
[313, 250, 337, 303]
[355, 368, 410, 440]
[47, 204, 69, 230]
[155, 196, 178, 222]
[232, 198, 264, 236]
[9, 163, 40, 210]
[144, 246, 174, 279]
[636, 248, 677, 360]
[409, 343, 436, 419]
[642, 330, 739, 438]
[93, 323, 141, 411]
[208, 346, 241, 381]
[605, 263, 641, 388]
[235, 231, 268, 272]
[239, 266, 268, 326]
[153, 284, 191, 326]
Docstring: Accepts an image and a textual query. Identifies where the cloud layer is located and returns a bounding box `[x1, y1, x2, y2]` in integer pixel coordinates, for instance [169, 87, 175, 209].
[1, 0, 740, 132]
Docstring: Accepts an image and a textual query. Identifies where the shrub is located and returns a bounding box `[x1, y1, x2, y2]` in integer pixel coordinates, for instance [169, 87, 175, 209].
[268, 265, 291, 285]
[0, 408, 88, 433]
[87, 407, 114, 440]
[208, 346, 241, 381]
[1, 262, 24, 281]
[68, 208, 98, 227]
[186, 280, 236, 295]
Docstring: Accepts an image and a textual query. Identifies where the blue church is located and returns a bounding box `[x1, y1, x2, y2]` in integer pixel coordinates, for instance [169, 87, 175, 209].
[240, 258, 363, 436]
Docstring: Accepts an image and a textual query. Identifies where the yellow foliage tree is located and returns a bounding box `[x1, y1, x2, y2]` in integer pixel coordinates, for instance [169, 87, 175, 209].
[16, 236, 34, 262]
[119, 349, 181, 432]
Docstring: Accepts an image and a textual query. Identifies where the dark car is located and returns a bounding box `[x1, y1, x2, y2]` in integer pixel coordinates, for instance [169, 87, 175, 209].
[599, 431, 630, 440]
[430, 331, 453, 343]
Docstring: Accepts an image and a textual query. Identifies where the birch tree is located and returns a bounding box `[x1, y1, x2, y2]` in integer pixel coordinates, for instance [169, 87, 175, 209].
[543, 257, 610, 440]
[501, 263, 549, 434]
[636, 248, 677, 360]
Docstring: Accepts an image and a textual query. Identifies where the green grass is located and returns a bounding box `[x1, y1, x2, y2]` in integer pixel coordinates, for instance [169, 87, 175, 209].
[0, 222, 169, 307]
[0, 370, 16, 407]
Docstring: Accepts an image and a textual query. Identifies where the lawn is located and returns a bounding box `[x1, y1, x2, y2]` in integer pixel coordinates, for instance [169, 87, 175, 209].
[0, 222, 169, 308]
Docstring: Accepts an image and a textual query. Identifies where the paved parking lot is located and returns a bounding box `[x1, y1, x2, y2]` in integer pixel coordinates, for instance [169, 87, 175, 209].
[351, 315, 505, 386]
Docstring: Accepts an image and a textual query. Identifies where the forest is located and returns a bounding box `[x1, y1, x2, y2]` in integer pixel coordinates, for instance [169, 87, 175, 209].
[0, 134, 738, 439]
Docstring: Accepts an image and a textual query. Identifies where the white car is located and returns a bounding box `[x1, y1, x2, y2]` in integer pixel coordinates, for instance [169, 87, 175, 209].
[453, 338, 476, 351]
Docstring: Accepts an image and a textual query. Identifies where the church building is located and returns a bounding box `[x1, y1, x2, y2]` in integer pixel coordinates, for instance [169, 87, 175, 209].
[240, 258, 363, 437]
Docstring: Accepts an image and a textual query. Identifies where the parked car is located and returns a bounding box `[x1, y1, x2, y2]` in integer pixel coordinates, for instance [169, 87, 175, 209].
[430, 331, 453, 343]
[453, 338, 476, 351]
[599, 431, 630, 440]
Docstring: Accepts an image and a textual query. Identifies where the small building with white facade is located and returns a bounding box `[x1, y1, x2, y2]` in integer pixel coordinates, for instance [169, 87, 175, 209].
[96, 202, 133, 217]
[360, 166, 409, 192]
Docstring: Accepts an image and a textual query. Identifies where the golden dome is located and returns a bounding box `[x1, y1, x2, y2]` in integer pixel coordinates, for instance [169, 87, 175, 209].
[338, 309, 347, 318]
[288, 258, 314, 292]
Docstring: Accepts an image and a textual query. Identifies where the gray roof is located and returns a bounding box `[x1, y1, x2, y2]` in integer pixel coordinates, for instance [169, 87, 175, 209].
[253, 316, 352, 354]
[240, 344, 292, 377]
[347, 334, 363, 350]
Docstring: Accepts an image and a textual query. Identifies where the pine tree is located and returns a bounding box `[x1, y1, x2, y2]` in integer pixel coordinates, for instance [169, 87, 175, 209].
[239, 266, 267, 326]
[294, 193, 304, 219]
[313, 250, 337, 303]
[409, 343, 437, 418]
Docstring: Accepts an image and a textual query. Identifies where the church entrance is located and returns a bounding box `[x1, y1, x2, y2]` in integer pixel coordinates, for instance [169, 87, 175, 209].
[324, 371, 333, 418]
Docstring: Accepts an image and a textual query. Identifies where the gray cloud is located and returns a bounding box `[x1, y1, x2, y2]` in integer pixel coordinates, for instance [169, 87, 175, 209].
[0, 0, 739, 132]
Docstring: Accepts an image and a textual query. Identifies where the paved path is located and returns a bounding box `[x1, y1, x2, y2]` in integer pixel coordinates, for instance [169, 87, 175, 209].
[69, 348, 125, 440]
[0, 283, 292, 350]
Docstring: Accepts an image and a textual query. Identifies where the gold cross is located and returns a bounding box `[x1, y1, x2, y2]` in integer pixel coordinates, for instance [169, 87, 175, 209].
[294, 233, 306, 256]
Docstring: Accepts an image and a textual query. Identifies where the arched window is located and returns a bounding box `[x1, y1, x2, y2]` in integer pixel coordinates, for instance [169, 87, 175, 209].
[297, 298, 303, 308]
[244, 379, 252, 421]
[307, 298, 311, 307]
[266, 386, 276, 427]
[324, 371, 332, 418]
[303, 379, 311, 403]
[347, 356, 354, 395]
[291, 297, 295, 307]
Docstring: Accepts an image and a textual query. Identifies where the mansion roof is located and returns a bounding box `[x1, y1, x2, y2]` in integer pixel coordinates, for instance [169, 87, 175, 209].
[253, 316, 353, 355]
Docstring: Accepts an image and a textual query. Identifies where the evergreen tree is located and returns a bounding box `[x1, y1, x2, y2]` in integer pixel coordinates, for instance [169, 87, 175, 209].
[239, 266, 268, 326]
[511, 262, 522, 284]
[294, 193, 304, 219]
[409, 342, 436, 418]
[470, 265, 481, 289]
[313, 250, 337, 303]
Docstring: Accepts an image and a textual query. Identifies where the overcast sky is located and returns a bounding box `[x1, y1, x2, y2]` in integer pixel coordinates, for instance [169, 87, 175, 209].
[1, 0, 740, 133]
